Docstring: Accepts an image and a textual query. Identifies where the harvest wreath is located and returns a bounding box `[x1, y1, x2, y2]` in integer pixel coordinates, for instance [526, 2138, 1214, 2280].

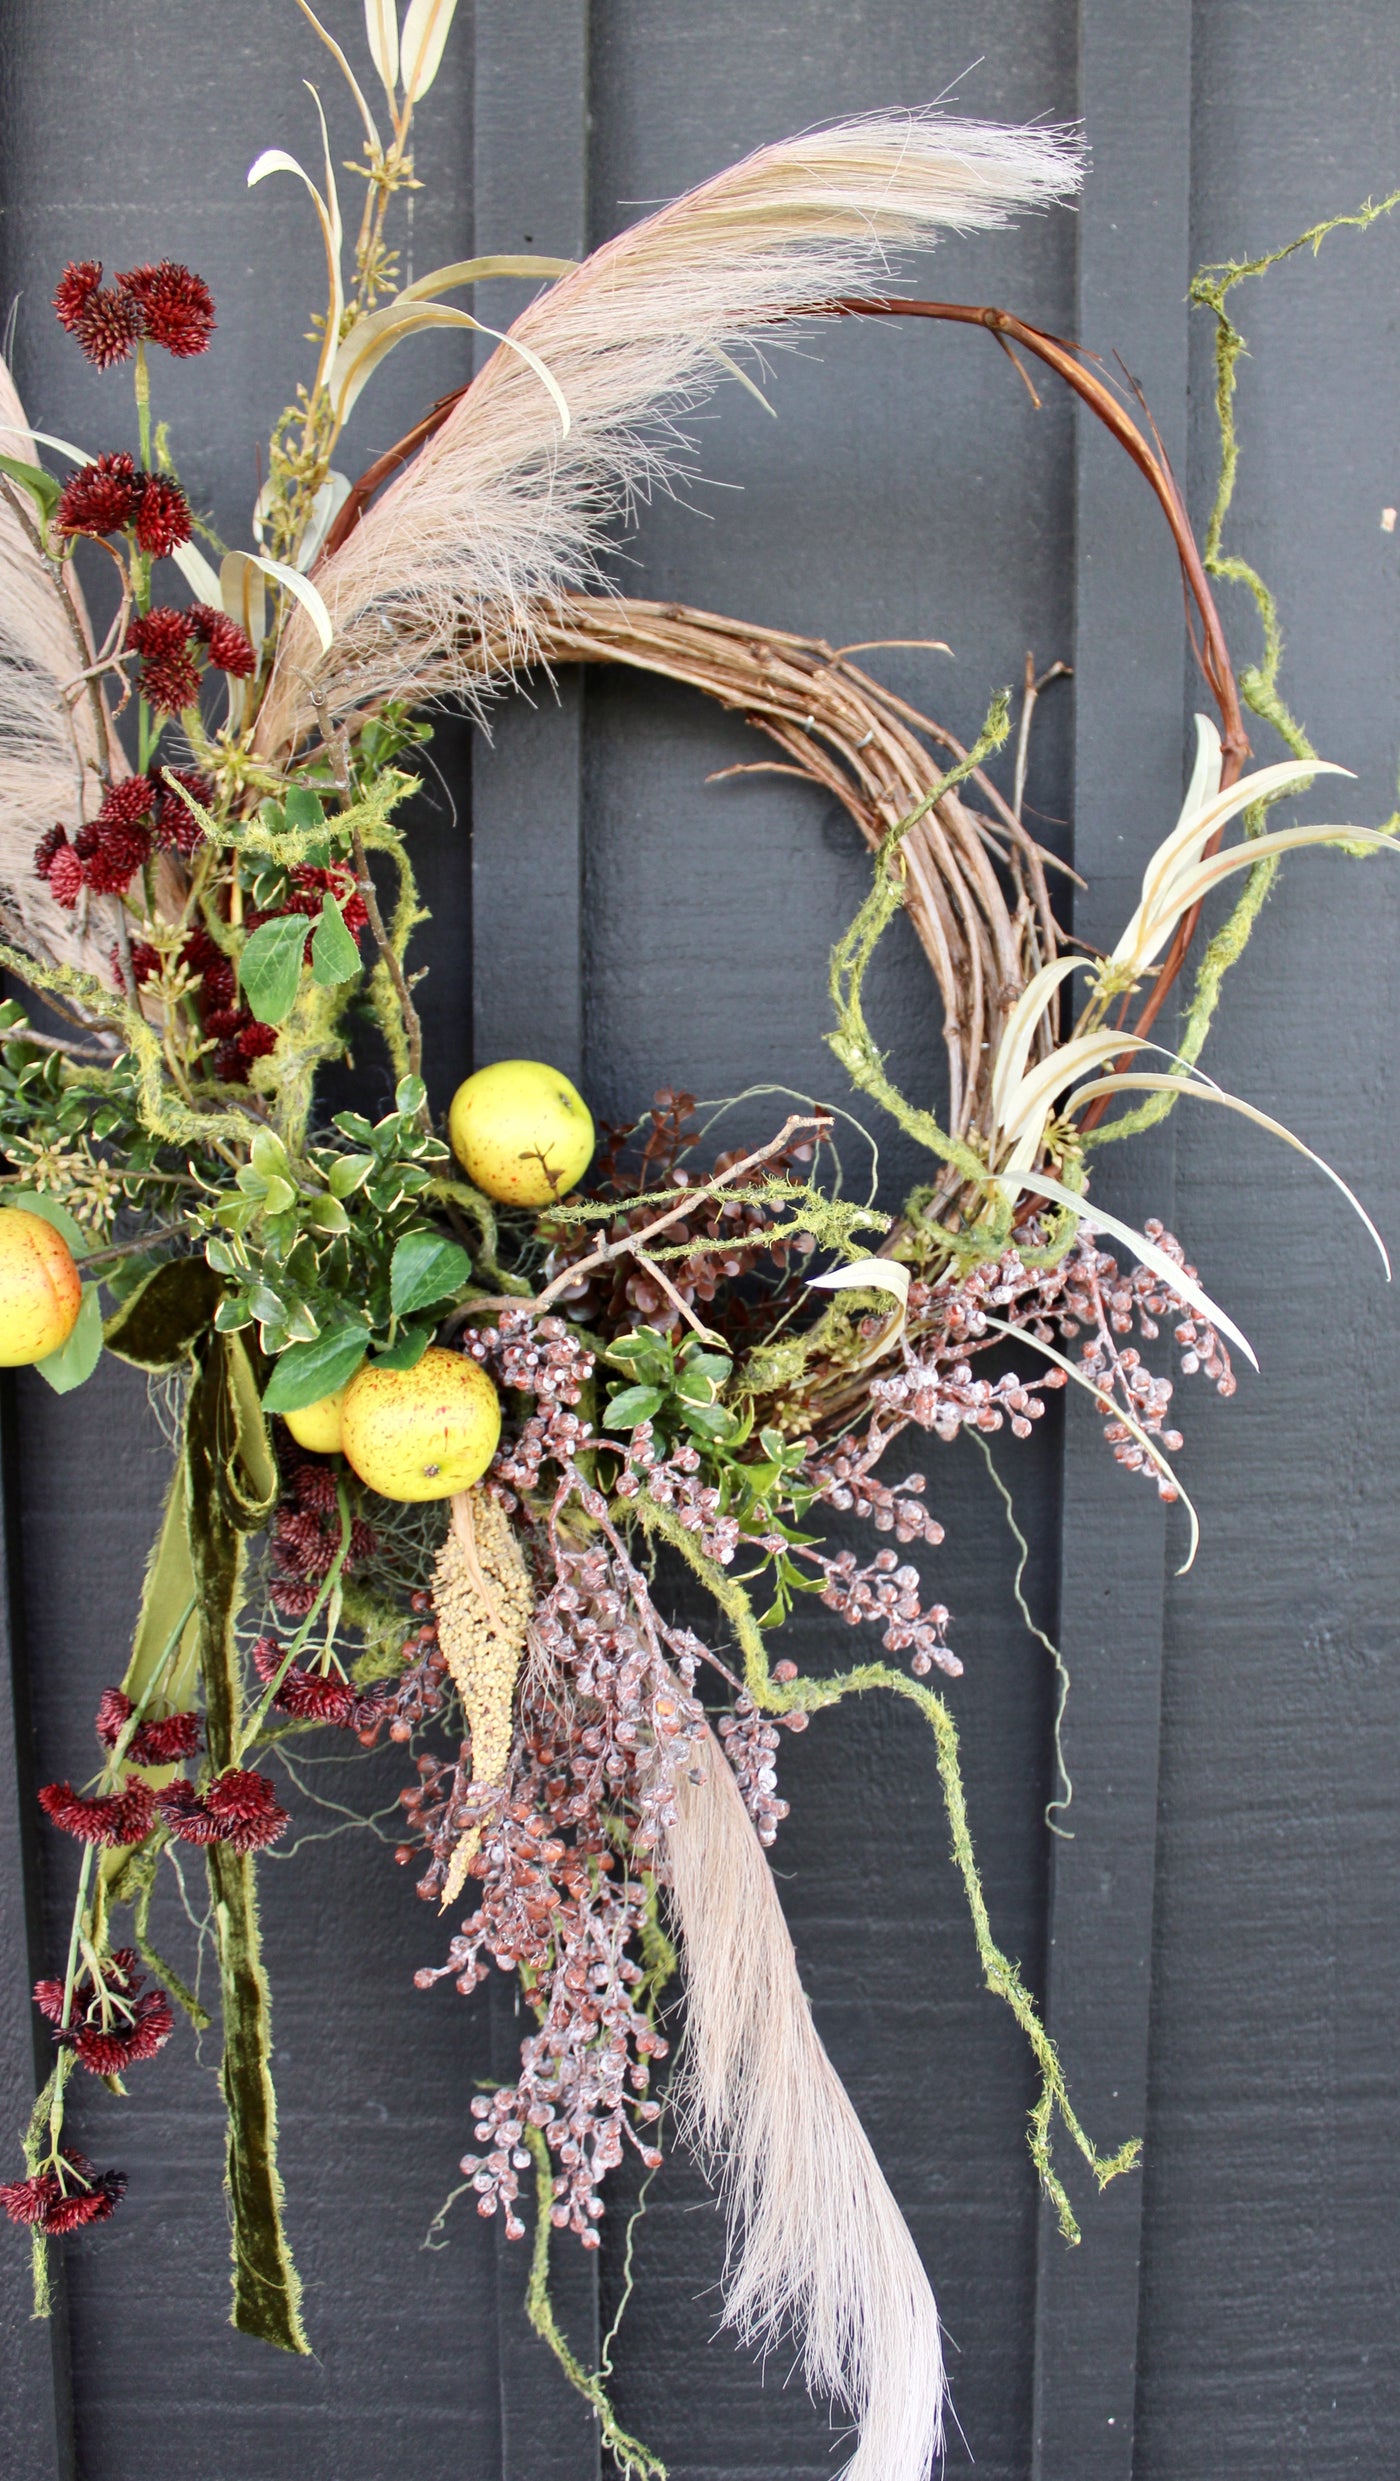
[0, 9, 1392, 2476]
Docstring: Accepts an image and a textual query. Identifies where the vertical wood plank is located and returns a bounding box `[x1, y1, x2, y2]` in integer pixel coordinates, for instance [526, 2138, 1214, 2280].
[471, 0, 589, 1090]
[471, 7, 599, 2474]
[0, 1379, 75, 2479]
[1032, 6, 1194, 2473]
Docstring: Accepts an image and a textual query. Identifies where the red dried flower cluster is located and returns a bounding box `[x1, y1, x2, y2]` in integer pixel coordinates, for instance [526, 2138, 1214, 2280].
[0, 2152, 126, 2234]
[37, 767, 215, 908]
[126, 603, 253, 713]
[268, 1456, 377, 1619]
[94, 1686, 201, 1766]
[54, 258, 214, 367]
[155, 1767, 290, 1853]
[251, 1635, 392, 1733]
[56, 454, 192, 557]
[34, 1949, 174, 2077]
[38, 1775, 154, 1847]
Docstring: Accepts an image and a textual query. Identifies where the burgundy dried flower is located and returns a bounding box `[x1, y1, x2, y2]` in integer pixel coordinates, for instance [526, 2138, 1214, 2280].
[180, 924, 234, 1011]
[94, 1686, 201, 1766]
[73, 808, 152, 897]
[251, 1637, 389, 1729]
[35, 824, 69, 881]
[52, 261, 104, 333]
[156, 1768, 289, 1853]
[34, 1949, 174, 2076]
[53, 260, 141, 369]
[151, 1779, 222, 1844]
[37, 1777, 155, 1847]
[117, 260, 215, 357]
[0, 2151, 125, 2233]
[237, 1020, 278, 1063]
[46, 844, 84, 909]
[187, 603, 255, 678]
[128, 606, 201, 714]
[133, 473, 193, 558]
[55, 451, 142, 538]
[286, 863, 369, 937]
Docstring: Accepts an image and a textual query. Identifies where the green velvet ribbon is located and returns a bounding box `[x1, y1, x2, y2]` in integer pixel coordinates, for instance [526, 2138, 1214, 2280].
[107, 1261, 308, 2354]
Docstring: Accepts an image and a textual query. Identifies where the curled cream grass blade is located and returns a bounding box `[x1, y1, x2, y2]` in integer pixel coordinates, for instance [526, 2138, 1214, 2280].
[807, 1257, 909, 1342]
[293, 0, 382, 150]
[219, 552, 269, 651]
[978, 1312, 1200, 1571]
[989, 954, 1085, 1131]
[248, 145, 343, 397]
[996, 1032, 1154, 1174]
[330, 300, 570, 432]
[170, 540, 223, 604]
[1134, 821, 1400, 964]
[363, 0, 399, 102]
[294, 472, 352, 571]
[807, 1258, 910, 1307]
[248, 554, 334, 651]
[994, 1167, 1258, 1371]
[1111, 757, 1352, 970]
[396, 254, 576, 304]
[0, 422, 89, 464]
[1068, 1072, 1391, 1276]
[400, 0, 458, 101]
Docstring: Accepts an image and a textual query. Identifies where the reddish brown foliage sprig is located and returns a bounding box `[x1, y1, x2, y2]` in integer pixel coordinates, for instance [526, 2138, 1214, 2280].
[542, 1089, 818, 1338]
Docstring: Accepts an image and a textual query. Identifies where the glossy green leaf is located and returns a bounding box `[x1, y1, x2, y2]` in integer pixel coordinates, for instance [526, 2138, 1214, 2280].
[326, 1151, 375, 1198]
[309, 893, 361, 987]
[3, 1188, 88, 1255]
[389, 1228, 471, 1316]
[34, 1285, 103, 1393]
[261, 1323, 369, 1413]
[604, 1384, 666, 1431]
[370, 1322, 434, 1372]
[238, 914, 307, 1027]
[0, 452, 60, 517]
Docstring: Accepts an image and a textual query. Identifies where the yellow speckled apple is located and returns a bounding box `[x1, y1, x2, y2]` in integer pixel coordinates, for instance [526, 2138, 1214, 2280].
[339, 1347, 501, 1502]
[282, 1386, 349, 1455]
[448, 1059, 594, 1208]
[0, 1207, 83, 1366]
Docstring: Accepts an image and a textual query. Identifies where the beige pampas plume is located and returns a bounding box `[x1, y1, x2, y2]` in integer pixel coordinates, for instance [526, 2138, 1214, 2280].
[432, 1486, 534, 1908]
[0, 357, 120, 973]
[259, 111, 1082, 753]
[662, 1719, 946, 2480]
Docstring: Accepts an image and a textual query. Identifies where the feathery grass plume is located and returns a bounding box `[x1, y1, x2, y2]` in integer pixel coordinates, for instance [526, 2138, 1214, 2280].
[0, 358, 123, 973]
[258, 112, 1082, 753]
[432, 1485, 533, 1907]
[663, 1717, 945, 2480]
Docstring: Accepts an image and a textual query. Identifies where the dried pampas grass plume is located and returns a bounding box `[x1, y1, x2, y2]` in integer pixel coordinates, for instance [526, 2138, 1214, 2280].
[663, 1719, 946, 2480]
[259, 111, 1082, 753]
[0, 357, 121, 974]
[432, 1485, 533, 1908]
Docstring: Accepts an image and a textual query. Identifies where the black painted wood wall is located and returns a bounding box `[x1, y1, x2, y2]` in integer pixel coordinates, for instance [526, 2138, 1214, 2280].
[1, 4, 1398, 2477]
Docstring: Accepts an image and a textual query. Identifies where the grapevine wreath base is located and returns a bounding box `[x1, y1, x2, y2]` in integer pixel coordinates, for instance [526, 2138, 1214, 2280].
[0, 11, 1393, 2476]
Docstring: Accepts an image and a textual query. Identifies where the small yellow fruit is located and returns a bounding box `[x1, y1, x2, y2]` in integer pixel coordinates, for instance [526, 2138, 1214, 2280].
[0, 1208, 83, 1366]
[282, 1387, 349, 1455]
[448, 1059, 594, 1208]
[340, 1347, 501, 1502]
